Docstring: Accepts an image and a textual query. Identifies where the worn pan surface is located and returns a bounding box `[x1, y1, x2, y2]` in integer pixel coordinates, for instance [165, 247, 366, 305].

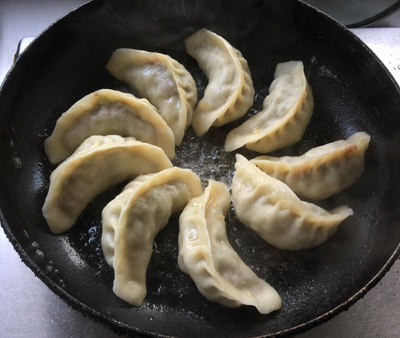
[1, 0, 400, 336]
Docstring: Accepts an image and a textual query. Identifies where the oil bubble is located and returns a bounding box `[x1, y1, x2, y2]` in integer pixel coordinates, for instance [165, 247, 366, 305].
[22, 230, 30, 239]
[35, 250, 45, 260]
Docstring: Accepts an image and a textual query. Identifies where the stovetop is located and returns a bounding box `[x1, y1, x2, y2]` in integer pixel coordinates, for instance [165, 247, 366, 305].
[0, 1, 399, 337]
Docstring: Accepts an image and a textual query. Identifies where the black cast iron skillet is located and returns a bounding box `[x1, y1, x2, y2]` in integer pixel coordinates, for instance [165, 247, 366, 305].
[1, 0, 400, 336]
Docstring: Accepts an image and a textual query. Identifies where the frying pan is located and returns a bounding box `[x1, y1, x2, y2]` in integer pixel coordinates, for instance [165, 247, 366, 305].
[1, 0, 400, 336]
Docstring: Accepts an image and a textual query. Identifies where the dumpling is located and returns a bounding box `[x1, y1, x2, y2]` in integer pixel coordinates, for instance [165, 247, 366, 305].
[225, 61, 313, 153]
[101, 167, 202, 306]
[42, 135, 172, 234]
[106, 48, 197, 145]
[232, 155, 353, 251]
[251, 132, 371, 200]
[178, 180, 282, 314]
[185, 28, 255, 136]
[44, 89, 175, 163]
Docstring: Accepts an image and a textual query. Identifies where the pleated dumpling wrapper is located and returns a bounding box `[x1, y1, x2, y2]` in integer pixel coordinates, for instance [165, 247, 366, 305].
[42, 135, 172, 234]
[225, 61, 313, 153]
[251, 132, 370, 200]
[102, 167, 202, 306]
[232, 155, 353, 251]
[106, 49, 197, 145]
[185, 28, 255, 136]
[178, 180, 282, 314]
[45, 89, 175, 163]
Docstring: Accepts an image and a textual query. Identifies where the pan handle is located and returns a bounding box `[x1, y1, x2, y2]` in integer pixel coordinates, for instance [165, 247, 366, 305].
[346, 0, 400, 28]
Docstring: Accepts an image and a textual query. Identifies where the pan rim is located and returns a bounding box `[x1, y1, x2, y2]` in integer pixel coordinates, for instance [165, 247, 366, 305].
[1, 0, 400, 336]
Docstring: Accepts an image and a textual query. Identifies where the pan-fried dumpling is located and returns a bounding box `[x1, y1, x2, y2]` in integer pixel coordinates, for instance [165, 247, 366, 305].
[185, 28, 255, 136]
[106, 48, 197, 145]
[225, 61, 313, 153]
[251, 132, 371, 200]
[178, 180, 282, 314]
[101, 167, 202, 306]
[44, 89, 175, 163]
[232, 155, 353, 250]
[42, 135, 172, 234]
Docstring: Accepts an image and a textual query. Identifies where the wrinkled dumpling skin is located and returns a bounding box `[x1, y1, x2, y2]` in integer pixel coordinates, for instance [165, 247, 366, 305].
[106, 49, 197, 145]
[185, 28, 255, 136]
[232, 155, 353, 251]
[42, 135, 172, 234]
[178, 180, 282, 314]
[251, 132, 371, 200]
[101, 167, 202, 306]
[44, 89, 175, 163]
[225, 61, 313, 153]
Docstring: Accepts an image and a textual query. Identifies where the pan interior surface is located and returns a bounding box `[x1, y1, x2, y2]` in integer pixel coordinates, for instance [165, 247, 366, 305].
[1, 0, 400, 336]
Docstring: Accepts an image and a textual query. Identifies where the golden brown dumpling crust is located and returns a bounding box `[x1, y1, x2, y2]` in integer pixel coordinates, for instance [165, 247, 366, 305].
[251, 132, 370, 200]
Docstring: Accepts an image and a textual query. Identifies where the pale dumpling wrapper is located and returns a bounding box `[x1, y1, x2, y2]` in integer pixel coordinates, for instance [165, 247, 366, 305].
[45, 89, 175, 163]
[232, 155, 353, 251]
[178, 180, 282, 314]
[42, 135, 172, 234]
[225, 61, 313, 153]
[102, 167, 202, 306]
[106, 48, 197, 145]
[251, 132, 371, 200]
[185, 28, 255, 136]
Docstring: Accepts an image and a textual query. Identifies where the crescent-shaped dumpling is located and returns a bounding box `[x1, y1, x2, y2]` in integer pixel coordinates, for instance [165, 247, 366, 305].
[106, 49, 197, 145]
[185, 28, 255, 136]
[42, 135, 173, 234]
[178, 180, 282, 314]
[101, 167, 202, 306]
[225, 61, 313, 153]
[251, 132, 371, 200]
[232, 155, 353, 251]
[44, 89, 175, 163]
